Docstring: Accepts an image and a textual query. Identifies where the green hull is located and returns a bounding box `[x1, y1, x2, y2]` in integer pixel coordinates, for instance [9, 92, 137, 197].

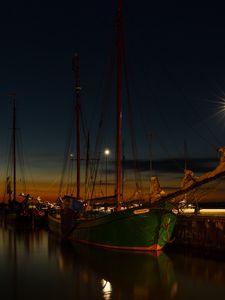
[67, 206, 176, 251]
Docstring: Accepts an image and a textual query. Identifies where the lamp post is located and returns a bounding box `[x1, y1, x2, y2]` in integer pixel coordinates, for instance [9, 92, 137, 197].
[104, 149, 110, 198]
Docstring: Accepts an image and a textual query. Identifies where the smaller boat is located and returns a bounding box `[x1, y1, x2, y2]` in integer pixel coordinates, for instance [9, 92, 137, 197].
[2, 95, 47, 226]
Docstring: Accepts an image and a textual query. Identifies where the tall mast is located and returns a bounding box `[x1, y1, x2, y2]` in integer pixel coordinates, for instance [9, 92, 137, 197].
[10, 93, 17, 204]
[72, 53, 81, 199]
[85, 131, 90, 201]
[13, 97, 16, 203]
[116, 0, 123, 210]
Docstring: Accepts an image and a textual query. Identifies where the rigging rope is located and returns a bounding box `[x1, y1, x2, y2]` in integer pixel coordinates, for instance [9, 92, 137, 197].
[89, 49, 115, 199]
[124, 51, 144, 197]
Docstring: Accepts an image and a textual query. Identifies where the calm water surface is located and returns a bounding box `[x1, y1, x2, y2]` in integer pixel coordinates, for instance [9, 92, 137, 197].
[0, 221, 225, 300]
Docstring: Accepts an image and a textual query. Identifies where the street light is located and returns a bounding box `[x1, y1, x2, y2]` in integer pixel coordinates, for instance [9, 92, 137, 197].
[104, 149, 110, 199]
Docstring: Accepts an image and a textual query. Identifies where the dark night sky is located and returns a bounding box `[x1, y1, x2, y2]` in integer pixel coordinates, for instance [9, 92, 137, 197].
[1, 0, 225, 199]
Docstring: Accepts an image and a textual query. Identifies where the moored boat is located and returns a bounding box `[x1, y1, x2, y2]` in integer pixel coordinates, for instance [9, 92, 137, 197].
[62, 202, 176, 251]
[48, 0, 225, 251]
[1, 95, 48, 226]
[52, 0, 178, 251]
[48, 203, 62, 235]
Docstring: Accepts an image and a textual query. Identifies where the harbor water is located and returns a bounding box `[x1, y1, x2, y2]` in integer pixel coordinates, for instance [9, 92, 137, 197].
[0, 221, 225, 300]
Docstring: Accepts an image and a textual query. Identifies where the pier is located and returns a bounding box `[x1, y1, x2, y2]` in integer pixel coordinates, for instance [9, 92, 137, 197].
[173, 211, 225, 252]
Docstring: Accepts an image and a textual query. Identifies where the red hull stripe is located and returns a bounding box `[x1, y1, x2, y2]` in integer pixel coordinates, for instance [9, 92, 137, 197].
[69, 238, 162, 251]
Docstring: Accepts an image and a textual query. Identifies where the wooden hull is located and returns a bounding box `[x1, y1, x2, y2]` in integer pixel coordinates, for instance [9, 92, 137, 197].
[65, 206, 176, 251]
[48, 213, 62, 235]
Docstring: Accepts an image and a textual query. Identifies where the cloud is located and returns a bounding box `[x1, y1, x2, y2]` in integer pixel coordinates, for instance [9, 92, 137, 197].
[107, 157, 219, 174]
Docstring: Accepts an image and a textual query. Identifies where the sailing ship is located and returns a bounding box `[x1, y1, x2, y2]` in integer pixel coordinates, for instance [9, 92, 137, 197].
[2, 94, 47, 225]
[47, 0, 177, 251]
[49, 0, 225, 250]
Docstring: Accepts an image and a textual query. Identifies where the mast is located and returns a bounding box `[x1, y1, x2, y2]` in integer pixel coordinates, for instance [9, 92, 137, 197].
[72, 53, 81, 199]
[85, 131, 90, 200]
[116, 0, 123, 210]
[10, 93, 17, 205]
[13, 96, 16, 203]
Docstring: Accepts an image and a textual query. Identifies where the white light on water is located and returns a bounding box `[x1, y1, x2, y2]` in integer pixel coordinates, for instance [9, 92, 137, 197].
[101, 279, 112, 300]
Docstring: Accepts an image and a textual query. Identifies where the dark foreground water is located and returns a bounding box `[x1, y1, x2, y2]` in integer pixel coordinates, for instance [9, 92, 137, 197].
[1, 221, 225, 300]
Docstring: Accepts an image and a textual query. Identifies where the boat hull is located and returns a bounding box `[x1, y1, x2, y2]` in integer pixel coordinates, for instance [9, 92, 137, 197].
[66, 207, 176, 251]
[48, 213, 62, 235]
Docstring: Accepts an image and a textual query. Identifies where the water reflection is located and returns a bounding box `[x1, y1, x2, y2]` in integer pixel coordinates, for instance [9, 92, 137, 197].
[168, 248, 225, 297]
[1, 221, 225, 299]
[101, 279, 112, 300]
[48, 235, 177, 300]
[0, 222, 50, 300]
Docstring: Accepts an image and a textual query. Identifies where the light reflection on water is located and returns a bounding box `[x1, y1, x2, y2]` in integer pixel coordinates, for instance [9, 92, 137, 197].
[101, 279, 112, 300]
[0, 221, 225, 299]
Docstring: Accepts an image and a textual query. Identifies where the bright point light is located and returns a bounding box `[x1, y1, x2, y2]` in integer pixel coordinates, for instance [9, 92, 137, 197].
[104, 149, 110, 156]
[211, 93, 225, 124]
